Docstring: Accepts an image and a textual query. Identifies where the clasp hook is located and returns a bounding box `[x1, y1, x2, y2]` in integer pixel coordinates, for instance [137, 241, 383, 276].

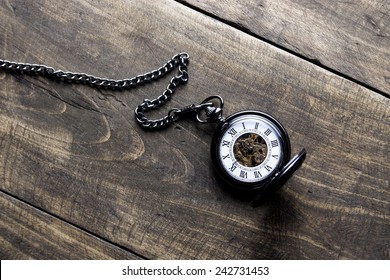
[167, 95, 224, 124]
[196, 95, 224, 124]
[168, 102, 212, 122]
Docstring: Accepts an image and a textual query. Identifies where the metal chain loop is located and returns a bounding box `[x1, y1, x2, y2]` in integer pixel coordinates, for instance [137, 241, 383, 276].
[0, 53, 190, 130]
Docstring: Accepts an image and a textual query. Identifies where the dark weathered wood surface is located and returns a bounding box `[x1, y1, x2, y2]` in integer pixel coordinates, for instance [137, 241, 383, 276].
[0, 192, 140, 259]
[179, 0, 390, 95]
[0, 0, 389, 259]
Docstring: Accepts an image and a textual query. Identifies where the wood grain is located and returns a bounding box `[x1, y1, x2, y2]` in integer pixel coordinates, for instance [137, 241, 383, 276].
[0, 191, 140, 259]
[0, 0, 389, 259]
[178, 0, 390, 95]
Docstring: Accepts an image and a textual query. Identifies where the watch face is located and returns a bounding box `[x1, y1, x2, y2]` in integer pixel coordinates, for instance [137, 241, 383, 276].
[211, 111, 291, 190]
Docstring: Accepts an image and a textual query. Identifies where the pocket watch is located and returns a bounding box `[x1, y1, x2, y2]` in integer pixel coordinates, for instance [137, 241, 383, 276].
[208, 102, 306, 205]
[194, 96, 306, 206]
[1, 52, 306, 206]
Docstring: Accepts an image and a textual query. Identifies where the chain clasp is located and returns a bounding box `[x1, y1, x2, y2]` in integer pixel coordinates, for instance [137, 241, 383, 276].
[168, 95, 224, 124]
[195, 95, 224, 124]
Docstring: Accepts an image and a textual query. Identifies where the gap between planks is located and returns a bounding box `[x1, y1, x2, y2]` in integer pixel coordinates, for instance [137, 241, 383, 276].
[0, 189, 147, 259]
[174, 0, 390, 99]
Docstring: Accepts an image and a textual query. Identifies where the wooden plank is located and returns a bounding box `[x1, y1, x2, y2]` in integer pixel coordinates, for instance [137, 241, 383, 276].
[0, 191, 140, 259]
[177, 0, 390, 95]
[0, 0, 389, 259]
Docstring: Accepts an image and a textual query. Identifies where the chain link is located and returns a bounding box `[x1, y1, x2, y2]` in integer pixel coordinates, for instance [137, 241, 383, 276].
[0, 53, 190, 130]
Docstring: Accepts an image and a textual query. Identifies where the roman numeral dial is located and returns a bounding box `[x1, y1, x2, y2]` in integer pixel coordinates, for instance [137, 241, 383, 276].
[216, 113, 284, 184]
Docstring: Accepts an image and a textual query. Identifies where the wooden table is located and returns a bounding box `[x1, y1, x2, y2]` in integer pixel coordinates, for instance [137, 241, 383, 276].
[0, 0, 389, 259]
